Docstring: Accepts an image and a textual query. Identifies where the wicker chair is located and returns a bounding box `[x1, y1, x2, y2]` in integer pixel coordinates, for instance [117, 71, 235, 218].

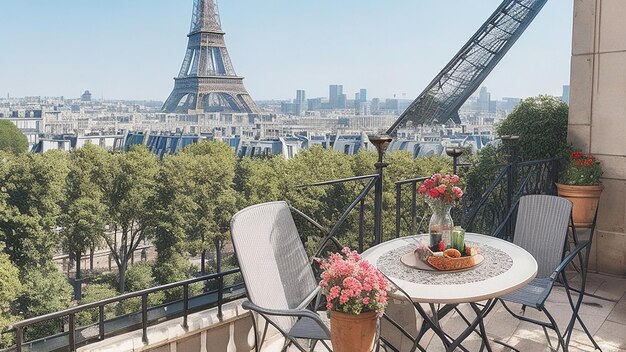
[231, 201, 332, 352]
[495, 195, 600, 352]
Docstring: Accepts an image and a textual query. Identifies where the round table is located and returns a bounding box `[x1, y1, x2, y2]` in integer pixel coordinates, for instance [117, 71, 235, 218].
[362, 233, 538, 351]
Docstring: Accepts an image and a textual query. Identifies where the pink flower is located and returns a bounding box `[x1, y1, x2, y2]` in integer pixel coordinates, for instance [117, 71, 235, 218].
[317, 246, 389, 315]
[437, 185, 446, 193]
[418, 185, 427, 194]
[450, 175, 460, 184]
[428, 188, 440, 198]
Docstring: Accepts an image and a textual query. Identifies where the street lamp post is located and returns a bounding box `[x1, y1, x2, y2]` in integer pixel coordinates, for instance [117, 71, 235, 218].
[368, 134, 393, 245]
[445, 146, 464, 174]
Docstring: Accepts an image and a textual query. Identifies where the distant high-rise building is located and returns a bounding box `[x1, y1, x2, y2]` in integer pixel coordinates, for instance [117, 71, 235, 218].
[371, 98, 380, 114]
[359, 89, 367, 103]
[296, 90, 306, 104]
[329, 85, 344, 109]
[562, 85, 570, 105]
[478, 86, 491, 112]
[295, 89, 306, 115]
[162, 0, 259, 114]
[81, 90, 92, 102]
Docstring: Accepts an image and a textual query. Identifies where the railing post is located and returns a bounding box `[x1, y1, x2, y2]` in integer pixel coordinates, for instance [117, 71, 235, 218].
[99, 305, 105, 340]
[369, 134, 393, 245]
[502, 135, 519, 241]
[215, 238, 223, 320]
[183, 283, 189, 329]
[359, 198, 365, 252]
[411, 181, 417, 235]
[69, 313, 76, 352]
[395, 183, 401, 238]
[141, 294, 148, 344]
[15, 327, 22, 352]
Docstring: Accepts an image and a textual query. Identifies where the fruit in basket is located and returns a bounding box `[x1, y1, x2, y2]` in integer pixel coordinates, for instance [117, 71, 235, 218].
[443, 248, 462, 258]
[465, 246, 479, 256]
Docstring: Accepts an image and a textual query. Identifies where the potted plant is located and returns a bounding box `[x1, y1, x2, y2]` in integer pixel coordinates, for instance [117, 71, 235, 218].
[318, 247, 389, 352]
[556, 151, 604, 227]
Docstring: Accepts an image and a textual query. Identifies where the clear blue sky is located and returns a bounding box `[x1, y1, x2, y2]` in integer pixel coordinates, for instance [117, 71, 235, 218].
[0, 0, 573, 101]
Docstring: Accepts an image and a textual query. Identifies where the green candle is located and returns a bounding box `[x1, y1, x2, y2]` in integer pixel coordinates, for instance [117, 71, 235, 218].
[451, 226, 465, 252]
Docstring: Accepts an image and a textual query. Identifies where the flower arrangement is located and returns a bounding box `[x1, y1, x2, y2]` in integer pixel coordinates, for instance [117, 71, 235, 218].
[418, 173, 464, 204]
[559, 151, 603, 186]
[318, 247, 389, 316]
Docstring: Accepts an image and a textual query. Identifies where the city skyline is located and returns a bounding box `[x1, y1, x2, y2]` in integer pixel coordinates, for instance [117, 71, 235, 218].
[0, 0, 573, 102]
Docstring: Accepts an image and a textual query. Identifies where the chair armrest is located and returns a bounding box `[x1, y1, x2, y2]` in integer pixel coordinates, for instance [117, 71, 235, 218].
[241, 300, 331, 336]
[550, 241, 590, 281]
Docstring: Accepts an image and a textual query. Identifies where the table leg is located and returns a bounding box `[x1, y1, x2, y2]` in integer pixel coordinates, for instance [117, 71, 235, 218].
[416, 300, 496, 352]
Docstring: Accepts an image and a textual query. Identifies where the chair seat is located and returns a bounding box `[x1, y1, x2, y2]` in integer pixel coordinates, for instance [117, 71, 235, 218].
[500, 278, 552, 309]
[289, 316, 331, 340]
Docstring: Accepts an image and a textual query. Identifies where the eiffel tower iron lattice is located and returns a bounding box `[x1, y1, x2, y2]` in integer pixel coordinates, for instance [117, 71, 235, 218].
[387, 0, 548, 134]
[162, 0, 260, 114]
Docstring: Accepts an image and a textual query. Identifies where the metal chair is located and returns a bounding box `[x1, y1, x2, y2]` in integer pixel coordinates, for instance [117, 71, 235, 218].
[494, 195, 600, 351]
[231, 201, 332, 352]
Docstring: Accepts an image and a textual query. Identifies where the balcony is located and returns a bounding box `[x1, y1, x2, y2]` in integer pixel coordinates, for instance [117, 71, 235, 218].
[2, 152, 624, 352]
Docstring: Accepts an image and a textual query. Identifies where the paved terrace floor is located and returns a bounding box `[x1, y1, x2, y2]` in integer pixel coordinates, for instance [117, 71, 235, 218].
[297, 272, 626, 352]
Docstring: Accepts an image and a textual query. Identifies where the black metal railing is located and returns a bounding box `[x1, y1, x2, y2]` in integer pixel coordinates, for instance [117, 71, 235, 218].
[4, 267, 243, 352]
[298, 174, 379, 253]
[394, 177, 429, 238]
[462, 157, 561, 240]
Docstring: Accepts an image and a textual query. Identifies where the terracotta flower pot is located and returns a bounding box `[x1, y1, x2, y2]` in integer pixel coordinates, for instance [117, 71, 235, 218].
[330, 310, 377, 352]
[556, 183, 604, 228]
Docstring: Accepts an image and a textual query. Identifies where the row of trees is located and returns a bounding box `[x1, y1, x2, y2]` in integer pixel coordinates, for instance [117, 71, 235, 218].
[0, 142, 451, 345]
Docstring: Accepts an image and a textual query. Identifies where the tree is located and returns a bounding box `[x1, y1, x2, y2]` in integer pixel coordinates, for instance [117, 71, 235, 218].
[0, 151, 69, 270]
[496, 95, 569, 161]
[0, 246, 22, 348]
[0, 121, 28, 154]
[99, 146, 159, 293]
[60, 145, 107, 286]
[16, 265, 72, 341]
[180, 142, 238, 275]
[152, 141, 238, 282]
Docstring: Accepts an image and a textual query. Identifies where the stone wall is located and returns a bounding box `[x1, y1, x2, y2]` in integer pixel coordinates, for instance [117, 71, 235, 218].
[569, 0, 626, 276]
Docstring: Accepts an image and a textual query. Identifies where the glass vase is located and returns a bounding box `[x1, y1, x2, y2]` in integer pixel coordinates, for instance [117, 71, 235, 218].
[428, 199, 454, 249]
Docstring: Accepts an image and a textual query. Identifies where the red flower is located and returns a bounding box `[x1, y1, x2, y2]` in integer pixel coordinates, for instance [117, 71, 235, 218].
[418, 185, 427, 194]
[438, 240, 445, 251]
[423, 179, 435, 188]
[428, 188, 440, 198]
[571, 151, 583, 159]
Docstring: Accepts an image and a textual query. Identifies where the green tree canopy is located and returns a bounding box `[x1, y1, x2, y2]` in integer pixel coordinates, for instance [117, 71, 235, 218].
[60, 145, 108, 281]
[16, 265, 72, 340]
[0, 151, 69, 270]
[0, 121, 28, 154]
[99, 146, 159, 293]
[496, 95, 569, 161]
[0, 245, 22, 347]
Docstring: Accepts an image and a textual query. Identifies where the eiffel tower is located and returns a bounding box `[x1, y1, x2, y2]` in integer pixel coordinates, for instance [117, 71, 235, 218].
[162, 0, 259, 114]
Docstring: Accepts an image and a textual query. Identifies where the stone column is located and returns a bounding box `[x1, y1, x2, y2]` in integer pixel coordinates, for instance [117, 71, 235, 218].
[569, 0, 626, 276]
